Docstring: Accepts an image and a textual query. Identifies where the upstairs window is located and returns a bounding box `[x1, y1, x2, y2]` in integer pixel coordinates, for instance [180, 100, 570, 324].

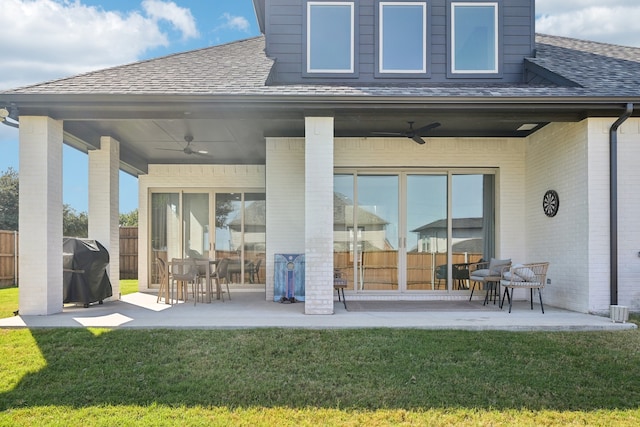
[306, 1, 355, 74]
[379, 2, 427, 74]
[451, 2, 498, 74]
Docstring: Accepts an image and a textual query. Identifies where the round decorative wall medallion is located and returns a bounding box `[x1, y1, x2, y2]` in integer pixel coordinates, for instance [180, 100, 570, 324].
[542, 190, 559, 217]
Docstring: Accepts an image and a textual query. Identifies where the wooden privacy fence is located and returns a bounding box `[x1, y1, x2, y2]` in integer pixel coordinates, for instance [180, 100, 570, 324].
[119, 226, 138, 279]
[0, 230, 18, 288]
[0, 227, 139, 287]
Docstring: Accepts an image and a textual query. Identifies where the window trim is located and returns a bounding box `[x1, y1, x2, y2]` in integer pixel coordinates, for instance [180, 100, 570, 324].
[306, 1, 355, 75]
[378, 1, 428, 76]
[449, 1, 500, 76]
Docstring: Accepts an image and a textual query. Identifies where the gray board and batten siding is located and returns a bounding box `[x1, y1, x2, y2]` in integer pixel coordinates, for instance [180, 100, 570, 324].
[262, 0, 535, 84]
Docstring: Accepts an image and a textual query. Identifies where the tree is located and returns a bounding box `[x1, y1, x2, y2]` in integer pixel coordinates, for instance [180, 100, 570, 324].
[0, 167, 19, 230]
[63, 205, 88, 237]
[120, 209, 138, 226]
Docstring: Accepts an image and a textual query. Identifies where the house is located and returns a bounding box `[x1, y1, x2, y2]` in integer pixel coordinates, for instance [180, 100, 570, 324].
[2, 0, 640, 316]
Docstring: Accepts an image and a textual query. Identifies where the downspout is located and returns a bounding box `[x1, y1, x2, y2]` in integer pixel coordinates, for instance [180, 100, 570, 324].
[609, 103, 634, 306]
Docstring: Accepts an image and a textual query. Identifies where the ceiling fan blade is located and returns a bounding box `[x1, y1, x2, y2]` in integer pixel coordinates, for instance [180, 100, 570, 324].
[155, 148, 185, 152]
[411, 135, 427, 145]
[371, 131, 404, 136]
[414, 122, 441, 134]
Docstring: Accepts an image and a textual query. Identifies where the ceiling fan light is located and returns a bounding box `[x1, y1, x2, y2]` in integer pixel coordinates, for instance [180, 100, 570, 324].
[517, 123, 538, 131]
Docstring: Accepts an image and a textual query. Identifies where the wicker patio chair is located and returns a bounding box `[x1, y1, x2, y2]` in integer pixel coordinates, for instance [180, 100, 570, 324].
[500, 262, 550, 313]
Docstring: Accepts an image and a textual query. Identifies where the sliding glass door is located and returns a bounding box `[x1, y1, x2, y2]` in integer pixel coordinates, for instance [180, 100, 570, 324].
[334, 171, 493, 293]
[149, 190, 265, 287]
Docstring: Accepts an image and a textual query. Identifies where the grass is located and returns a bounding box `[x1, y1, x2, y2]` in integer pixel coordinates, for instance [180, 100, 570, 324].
[0, 286, 18, 319]
[1, 287, 639, 425]
[0, 327, 639, 425]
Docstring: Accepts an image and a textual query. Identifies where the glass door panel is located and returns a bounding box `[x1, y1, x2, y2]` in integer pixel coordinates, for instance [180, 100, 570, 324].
[215, 193, 242, 261]
[243, 193, 266, 284]
[215, 192, 266, 285]
[150, 193, 179, 285]
[334, 175, 356, 290]
[406, 175, 448, 291]
[357, 175, 399, 291]
[452, 175, 492, 289]
[182, 193, 210, 259]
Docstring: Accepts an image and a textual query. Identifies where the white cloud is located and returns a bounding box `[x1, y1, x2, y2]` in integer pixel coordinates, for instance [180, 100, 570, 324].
[0, 0, 198, 90]
[218, 13, 251, 33]
[536, 0, 640, 47]
[142, 0, 199, 40]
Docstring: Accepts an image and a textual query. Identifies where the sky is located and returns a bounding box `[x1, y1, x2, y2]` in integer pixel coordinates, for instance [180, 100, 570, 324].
[1, 0, 640, 214]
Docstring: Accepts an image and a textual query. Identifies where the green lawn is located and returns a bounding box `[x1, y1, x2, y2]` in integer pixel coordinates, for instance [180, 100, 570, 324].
[1, 286, 639, 425]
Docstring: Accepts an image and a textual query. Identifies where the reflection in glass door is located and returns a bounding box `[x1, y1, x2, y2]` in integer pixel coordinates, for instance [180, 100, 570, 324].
[183, 193, 210, 259]
[356, 175, 399, 290]
[150, 193, 179, 285]
[406, 175, 448, 291]
[215, 193, 266, 284]
[333, 171, 494, 293]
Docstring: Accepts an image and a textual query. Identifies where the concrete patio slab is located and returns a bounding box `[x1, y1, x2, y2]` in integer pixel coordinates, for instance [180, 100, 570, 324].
[0, 291, 636, 331]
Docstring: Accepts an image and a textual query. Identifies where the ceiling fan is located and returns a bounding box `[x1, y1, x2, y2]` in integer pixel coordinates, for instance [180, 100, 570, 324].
[372, 121, 441, 144]
[156, 135, 209, 155]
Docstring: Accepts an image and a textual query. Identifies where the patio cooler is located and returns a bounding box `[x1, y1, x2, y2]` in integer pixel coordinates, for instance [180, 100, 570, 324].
[274, 253, 305, 302]
[63, 238, 113, 307]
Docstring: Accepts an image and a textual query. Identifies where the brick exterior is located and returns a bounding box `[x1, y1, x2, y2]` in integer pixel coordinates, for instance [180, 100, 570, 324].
[18, 116, 64, 315]
[265, 139, 305, 302]
[525, 118, 640, 314]
[304, 117, 335, 315]
[88, 137, 121, 300]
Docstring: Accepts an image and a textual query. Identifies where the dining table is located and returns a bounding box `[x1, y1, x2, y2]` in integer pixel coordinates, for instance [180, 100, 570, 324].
[164, 258, 221, 304]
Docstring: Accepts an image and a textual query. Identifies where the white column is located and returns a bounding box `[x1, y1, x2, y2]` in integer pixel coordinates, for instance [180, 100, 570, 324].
[18, 116, 63, 315]
[88, 137, 120, 300]
[304, 116, 334, 314]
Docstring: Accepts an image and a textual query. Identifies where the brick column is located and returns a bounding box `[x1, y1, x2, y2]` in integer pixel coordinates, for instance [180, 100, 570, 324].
[88, 137, 120, 300]
[304, 116, 334, 314]
[18, 116, 63, 315]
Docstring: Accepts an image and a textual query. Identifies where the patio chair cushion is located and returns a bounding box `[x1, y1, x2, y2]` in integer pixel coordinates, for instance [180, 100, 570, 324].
[513, 264, 537, 281]
[470, 268, 490, 279]
[502, 271, 525, 282]
[489, 258, 511, 275]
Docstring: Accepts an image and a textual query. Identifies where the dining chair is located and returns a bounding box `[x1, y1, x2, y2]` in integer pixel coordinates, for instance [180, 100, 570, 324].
[249, 259, 262, 283]
[211, 258, 230, 301]
[169, 258, 199, 305]
[155, 257, 168, 304]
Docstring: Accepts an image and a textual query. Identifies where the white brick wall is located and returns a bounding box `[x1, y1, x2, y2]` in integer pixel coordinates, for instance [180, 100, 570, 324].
[304, 117, 335, 314]
[18, 116, 64, 315]
[614, 118, 640, 310]
[88, 137, 120, 300]
[137, 165, 265, 290]
[525, 118, 640, 314]
[526, 122, 592, 312]
[265, 139, 305, 302]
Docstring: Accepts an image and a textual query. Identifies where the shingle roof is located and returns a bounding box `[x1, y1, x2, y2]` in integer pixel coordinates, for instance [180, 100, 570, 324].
[3, 36, 274, 95]
[3, 33, 640, 99]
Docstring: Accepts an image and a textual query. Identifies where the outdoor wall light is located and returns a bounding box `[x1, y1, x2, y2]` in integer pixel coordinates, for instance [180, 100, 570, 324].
[0, 107, 9, 119]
